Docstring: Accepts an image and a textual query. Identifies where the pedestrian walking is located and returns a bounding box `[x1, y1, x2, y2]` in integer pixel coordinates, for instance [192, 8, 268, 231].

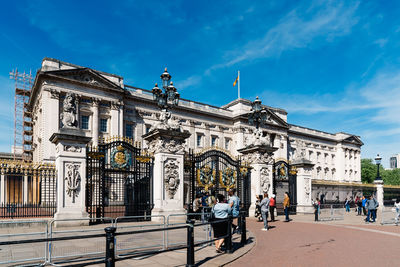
[228, 188, 240, 233]
[394, 199, 400, 225]
[313, 198, 320, 221]
[365, 195, 379, 223]
[362, 196, 367, 216]
[255, 195, 262, 221]
[269, 194, 276, 222]
[357, 197, 362, 215]
[260, 192, 270, 231]
[283, 192, 290, 222]
[345, 198, 350, 212]
[211, 194, 232, 253]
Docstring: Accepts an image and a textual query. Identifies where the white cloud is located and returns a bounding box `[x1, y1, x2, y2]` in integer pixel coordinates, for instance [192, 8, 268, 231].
[208, 0, 359, 71]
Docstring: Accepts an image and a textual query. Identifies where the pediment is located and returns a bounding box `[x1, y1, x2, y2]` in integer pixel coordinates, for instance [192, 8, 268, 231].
[263, 108, 289, 128]
[343, 135, 363, 146]
[45, 68, 123, 91]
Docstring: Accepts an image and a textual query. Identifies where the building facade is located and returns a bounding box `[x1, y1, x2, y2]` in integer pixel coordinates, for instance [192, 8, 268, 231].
[390, 154, 400, 169]
[25, 58, 363, 207]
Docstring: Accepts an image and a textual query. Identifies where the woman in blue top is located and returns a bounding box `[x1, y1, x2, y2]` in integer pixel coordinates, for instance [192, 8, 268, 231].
[212, 194, 232, 253]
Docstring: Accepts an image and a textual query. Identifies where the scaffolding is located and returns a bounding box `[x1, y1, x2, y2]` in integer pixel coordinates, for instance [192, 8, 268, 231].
[9, 69, 33, 161]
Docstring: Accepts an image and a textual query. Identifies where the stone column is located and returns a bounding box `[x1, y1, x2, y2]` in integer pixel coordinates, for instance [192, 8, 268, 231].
[43, 88, 60, 161]
[143, 128, 191, 220]
[119, 102, 124, 136]
[23, 170, 28, 204]
[0, 169, 5, 204]
[92, 98, 100, 146]
[238, 145, 277, 215]
[291, 159, 314, 213]
[50, 130, 92, 226]
[374, 179, 384, 211]
[110, 101, 119, 137]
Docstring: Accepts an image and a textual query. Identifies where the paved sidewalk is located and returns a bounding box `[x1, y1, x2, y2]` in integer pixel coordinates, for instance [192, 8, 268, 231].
[229, 212, 400, 267]
[0, 219, 255, 266]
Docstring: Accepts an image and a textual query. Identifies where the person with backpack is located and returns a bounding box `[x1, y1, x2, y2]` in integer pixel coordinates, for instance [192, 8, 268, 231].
[366, 195, 379, 223]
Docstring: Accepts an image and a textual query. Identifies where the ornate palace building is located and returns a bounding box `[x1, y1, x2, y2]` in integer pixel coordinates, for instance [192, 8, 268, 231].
[26, 58, 363, 206]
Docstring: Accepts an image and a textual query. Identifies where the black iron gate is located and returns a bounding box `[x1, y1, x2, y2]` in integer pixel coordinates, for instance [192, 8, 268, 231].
[273, 160, 297, 215]
[184, 149, 251, 215]
[86, 140, 154, 220]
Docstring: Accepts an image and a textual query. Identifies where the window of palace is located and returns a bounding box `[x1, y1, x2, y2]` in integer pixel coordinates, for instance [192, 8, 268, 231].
[125, 124, 134, 139]
[225, 138, 230, 150]
[100, 118, 108, 132]
[211, 136, 217, 147]
[196, 134, 203, 147]
[81, 115, 89, 130]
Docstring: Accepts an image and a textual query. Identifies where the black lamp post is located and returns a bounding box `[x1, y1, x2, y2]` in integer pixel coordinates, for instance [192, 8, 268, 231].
[152, 68, 180, 111]
[248, 96, 268, 130]
[375, 154, 382, 181]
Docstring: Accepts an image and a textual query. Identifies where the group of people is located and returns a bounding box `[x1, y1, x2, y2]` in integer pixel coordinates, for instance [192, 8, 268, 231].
[193, 189, 241, 253]
[255, 192, 291, 231]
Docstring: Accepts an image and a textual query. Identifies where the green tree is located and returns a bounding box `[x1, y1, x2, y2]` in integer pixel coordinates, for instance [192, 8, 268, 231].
[382, 168, 400, 185]
[361, 158, 377, 183]
[361, 158, 400, 185]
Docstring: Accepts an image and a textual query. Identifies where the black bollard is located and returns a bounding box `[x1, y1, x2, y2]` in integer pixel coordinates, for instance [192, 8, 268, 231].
[105, 226, 116, 267]
[241, 213, 246, 245]
[186, 219, 195, 267]
[226, 216, 233, 253]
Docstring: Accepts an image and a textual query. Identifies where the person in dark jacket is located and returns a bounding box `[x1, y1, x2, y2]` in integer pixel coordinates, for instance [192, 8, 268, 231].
[313, 198, 320, 221]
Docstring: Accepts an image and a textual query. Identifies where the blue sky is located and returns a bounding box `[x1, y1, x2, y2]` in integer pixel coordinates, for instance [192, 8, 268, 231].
[0, 0, 399, 167]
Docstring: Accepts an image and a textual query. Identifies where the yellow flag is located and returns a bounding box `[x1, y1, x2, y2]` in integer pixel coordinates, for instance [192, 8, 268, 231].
[233, 76, 239, 87]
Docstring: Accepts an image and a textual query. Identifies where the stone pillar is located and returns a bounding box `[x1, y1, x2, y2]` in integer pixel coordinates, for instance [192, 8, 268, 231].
[143, 128, 191, 219]
[23, 171, 28, 204]
[291, 159, 314, 213]
[0, 169, 5, 204]
[50, 130, 92, 226]
[110, 102, 119, 137]
[374, 179, 384, 211]
[92, 98, 100, 146]
[119, 103, 124, 136]
[238, 145, 277, 215]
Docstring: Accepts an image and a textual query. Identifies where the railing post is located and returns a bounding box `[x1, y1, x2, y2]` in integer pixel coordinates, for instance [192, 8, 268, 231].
[105, 226, 116, 267]
[226, 216, 233, 254]
[241, 213, 246, 245]
[186, 219, 195, 267]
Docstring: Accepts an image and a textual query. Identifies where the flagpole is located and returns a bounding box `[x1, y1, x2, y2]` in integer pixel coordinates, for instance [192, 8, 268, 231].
[238, 70, 240, 99]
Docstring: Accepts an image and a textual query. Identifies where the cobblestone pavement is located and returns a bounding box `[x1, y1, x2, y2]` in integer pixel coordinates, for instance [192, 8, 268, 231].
[229, 212, 400, 267]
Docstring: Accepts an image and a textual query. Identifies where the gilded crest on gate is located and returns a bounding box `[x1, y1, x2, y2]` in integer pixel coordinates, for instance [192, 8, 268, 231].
[196, 165, 216, 191]
[219, 167, 236, 191]
[111, 145, 131, 169]
[276, 163, 288, 180]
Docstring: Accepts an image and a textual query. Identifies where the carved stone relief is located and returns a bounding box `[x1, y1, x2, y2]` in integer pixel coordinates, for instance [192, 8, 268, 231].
[147, 136, 186, 154]
[242, 151, 273, 165]
[64, 145, 82, 153]
[260, 167, 271, 193]
[164, 159, 180, 199]
[60, 92, 79, 129]
[304, 178, 311, 202]
[65, 163, 81, 203]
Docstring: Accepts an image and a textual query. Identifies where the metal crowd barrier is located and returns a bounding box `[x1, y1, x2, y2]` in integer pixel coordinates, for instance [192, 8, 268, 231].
[166, 212, 211, 249]
[0, 219, 48, 266]
[48, 217, 113, 264]
[318, 205, 345, 221]
[114, 215, 166, 257]
[0, 212, 249, 266]
[380, 206, 399, 225]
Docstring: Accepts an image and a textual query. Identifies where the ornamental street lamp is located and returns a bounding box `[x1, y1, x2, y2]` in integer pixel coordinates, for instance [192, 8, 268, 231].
[375, 154, 382, 181]
[248, 96, 268, 130]
[152, 68, 180, 111]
